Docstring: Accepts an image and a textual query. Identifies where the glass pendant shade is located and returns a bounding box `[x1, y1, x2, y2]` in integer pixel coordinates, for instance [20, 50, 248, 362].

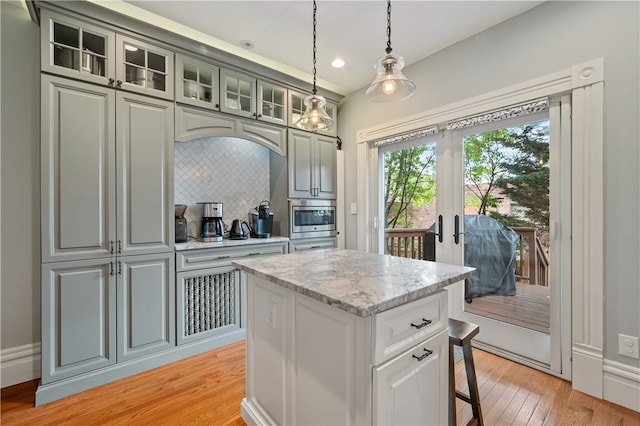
[365, 53, 416, 102]
[296, 94, 334, 131]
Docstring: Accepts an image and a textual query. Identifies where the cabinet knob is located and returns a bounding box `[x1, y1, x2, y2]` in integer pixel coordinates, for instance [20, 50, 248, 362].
[116, 80, 123, 88]
[108, 78, 115, 87]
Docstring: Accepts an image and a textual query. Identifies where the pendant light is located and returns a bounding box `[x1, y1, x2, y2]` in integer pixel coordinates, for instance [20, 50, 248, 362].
[365, 0, 416, 102]
[296, 0, 334, 132]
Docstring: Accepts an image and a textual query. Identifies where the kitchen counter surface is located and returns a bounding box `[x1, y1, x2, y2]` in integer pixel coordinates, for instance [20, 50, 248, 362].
[175, 236, 289, 251]
[233, 248, 476, 317]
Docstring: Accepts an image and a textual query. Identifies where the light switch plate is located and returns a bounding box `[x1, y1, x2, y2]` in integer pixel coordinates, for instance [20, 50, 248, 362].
[350, 202, 357, 215]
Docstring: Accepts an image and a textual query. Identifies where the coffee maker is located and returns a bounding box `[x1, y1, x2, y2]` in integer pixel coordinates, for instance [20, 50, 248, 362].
[198, 202, 224, 242]
[248, 200, 274, 238]
[175, 204, 188, 243]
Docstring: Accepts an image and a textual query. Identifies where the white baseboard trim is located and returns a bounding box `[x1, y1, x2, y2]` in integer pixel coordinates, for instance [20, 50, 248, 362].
[572, 343, 603, 398]
[1, 342, 41, 388]
[603, 359, 640, 413]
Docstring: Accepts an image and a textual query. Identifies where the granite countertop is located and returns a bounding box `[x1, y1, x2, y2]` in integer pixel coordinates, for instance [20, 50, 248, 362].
[175, 236, 289, 251]
[233, 248, 476, 317]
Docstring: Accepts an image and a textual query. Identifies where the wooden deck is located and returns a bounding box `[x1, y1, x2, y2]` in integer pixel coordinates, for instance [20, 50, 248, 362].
[464, 282, 550, 333]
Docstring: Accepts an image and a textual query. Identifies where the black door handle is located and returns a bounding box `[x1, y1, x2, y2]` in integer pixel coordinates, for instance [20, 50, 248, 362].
[453, 214, 464, 244]
[436, 215, 443, 243]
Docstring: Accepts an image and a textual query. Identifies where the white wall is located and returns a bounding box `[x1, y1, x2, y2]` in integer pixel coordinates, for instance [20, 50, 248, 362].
[338, 0, 639, 370]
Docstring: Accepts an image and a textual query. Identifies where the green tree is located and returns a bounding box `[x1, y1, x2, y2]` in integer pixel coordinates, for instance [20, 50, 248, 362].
[463, 129, 511, 215]
[493, 122, 550, 231]
[384, 145, 436, 228]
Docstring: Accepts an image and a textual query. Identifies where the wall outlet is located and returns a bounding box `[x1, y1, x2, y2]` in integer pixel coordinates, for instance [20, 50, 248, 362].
[618, 334, 640, 359]
[350, 202, 357, 215]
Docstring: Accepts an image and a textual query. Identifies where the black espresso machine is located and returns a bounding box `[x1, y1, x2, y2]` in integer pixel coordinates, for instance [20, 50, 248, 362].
[248, 200, 274, 238]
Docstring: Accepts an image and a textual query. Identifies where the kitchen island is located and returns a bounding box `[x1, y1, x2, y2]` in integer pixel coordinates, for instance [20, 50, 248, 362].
[233, 248, 476, 426]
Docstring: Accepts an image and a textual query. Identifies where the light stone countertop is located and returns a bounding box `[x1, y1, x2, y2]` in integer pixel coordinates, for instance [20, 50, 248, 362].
[233, 248, 476, 317]
[175, 236, 289, 251]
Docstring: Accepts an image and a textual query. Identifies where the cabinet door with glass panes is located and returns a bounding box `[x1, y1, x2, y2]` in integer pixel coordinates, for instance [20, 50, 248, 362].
[115, 34, 174, 100]
[288, 89, 337, 136]
[40, 9, 116, 87]
[257, 80, 288, 126]
[175, 55, 220, 110]
[220, 69, 255, 118]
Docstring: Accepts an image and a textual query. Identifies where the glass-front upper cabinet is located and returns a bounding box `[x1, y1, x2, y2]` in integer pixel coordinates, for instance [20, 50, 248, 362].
[175, 55, 220, 110]
[288, 90, 337, 136]
[257, 80, 288, 126]
[116, 35, 174, 100]
[220, 69, 255, 118]
[220, 69, 288, 125]
[40, 9, 115, 86]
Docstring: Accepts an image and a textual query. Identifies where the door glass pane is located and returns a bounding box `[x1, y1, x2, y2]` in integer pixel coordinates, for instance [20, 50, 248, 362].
[125, 45, 145, 67]
[82, 31, 105, 56]
[148, 51, 165, 72]
[239, 79, 252, 97]
[54, 22, 79, 48]
[54, 46, 79, 70]
[82, 53, 105, 76]
[126, 64, 145, 86]
[184, 81, 197, 99]
[199, 68, 212, 86]
[383, 143, 437, 260]
[291, 94, 305, 123]
[147, 70, 166, 91]
[462, 119, 550, 333]
[183, 62, 197, 81]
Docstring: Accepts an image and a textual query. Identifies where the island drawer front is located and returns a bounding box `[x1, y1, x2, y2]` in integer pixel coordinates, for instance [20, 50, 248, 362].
[176, 243, 287, 272]
[373, 290, 447, 365]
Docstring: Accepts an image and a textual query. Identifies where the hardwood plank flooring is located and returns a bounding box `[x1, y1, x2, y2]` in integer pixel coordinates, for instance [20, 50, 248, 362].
[3, 340, 639, 425]
[464, 282, 550, 333]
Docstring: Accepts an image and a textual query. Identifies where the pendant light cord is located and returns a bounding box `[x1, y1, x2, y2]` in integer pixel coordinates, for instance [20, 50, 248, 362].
[386, 0, 392, 54]
[312, 0, 318, 95]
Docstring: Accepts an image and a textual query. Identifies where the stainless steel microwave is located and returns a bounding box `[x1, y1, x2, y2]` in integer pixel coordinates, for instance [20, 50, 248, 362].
[289, 199, 337, 239]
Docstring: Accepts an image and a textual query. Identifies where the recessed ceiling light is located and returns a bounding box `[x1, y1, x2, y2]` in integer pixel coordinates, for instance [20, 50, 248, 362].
[331, 58, 345, 68]
[240, 40, 255, 50]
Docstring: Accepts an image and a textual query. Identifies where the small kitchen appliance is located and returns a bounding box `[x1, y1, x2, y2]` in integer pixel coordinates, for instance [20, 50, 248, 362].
[229, 219, 251, 240]
[248, 200, 274, 238]
[198, 202, 224, 242]
[289, 199, 337, 239]
[175, 204, 188, 243]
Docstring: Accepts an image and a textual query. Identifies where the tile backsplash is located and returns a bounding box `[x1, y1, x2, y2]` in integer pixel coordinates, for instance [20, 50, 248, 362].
[174, 137, 270, 239]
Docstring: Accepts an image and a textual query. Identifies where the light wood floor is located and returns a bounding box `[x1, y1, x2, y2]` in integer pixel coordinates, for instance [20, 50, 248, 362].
[465, 282, 551, 333]
[2, 340, 638, 425]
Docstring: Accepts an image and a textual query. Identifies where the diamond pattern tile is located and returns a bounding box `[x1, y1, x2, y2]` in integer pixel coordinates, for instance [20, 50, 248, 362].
[175, 137, 270, 238]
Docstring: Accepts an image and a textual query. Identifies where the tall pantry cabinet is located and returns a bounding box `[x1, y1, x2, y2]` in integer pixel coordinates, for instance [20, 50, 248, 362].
[40, 31, 175, 385]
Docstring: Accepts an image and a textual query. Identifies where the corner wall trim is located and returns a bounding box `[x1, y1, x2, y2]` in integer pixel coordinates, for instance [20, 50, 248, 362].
[1, 343, 41, 388]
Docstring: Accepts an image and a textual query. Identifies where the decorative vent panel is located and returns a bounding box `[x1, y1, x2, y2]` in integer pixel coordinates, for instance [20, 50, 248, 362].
[183, 271, 236, 337]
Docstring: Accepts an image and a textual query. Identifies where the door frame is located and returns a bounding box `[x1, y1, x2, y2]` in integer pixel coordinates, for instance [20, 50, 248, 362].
[356, 58, 604, 393]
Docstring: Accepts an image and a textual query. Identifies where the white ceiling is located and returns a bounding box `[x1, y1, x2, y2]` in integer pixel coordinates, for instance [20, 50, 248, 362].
[97, 1, 544, 96]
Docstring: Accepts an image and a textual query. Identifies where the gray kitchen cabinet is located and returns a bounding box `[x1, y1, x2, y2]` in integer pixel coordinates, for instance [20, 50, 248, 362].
[117, 252, 175, 362]
[175, 106, 287, 156]
[288, 89, 337, 136]
[116, 34, 174, 100]
[220, 68, 288, 125]
[288, 129, 337, 199]
[175, 241, 288, 345]
[289, 237, 338, 253]
[41, 258, 116, 385]
[41, 9, 174, 100]
[40, 9, 116, 87]
[175, 54, 220, 110]
[41, 74, 174, 263]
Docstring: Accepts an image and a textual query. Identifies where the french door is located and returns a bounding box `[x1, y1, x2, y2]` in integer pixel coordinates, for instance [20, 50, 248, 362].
[379, 97, 571, 377]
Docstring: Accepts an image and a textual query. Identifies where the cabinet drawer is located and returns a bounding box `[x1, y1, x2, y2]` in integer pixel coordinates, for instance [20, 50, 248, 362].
[373, 290, 447, 365]
[176, 243, 287, 272]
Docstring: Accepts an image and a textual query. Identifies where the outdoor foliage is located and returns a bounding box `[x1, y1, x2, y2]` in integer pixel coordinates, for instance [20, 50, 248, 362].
[384, 145, 436, 228]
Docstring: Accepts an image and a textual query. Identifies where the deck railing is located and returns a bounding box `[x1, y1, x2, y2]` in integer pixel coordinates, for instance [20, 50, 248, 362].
[511, 227, 550, 286]
[385, 226, 550, 286]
